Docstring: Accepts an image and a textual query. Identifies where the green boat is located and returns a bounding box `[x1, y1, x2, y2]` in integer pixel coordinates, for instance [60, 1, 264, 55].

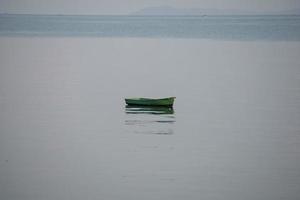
[125, 97, 175, 107]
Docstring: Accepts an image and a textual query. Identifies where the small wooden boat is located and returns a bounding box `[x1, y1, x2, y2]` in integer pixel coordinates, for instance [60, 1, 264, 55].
[125, 97, 175, 107]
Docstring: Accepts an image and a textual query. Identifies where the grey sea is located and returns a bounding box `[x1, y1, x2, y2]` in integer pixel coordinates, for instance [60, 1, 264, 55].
[0, 15, 300, 200]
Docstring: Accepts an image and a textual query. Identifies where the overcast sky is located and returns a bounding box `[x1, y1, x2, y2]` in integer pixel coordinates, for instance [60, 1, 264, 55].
[0, 0, 300, 14]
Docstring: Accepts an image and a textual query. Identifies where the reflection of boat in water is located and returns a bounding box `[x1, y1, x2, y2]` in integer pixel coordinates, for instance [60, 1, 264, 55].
[125, 97, 175, 107]
[125, 105, 175, 135]
[133, 129, 174, 135]
[125, 105, 174, 115]
[125, 119, 175, 125]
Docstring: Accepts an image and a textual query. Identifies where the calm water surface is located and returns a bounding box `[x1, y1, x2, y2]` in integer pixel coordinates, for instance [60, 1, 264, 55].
[0, 16, 300, 200]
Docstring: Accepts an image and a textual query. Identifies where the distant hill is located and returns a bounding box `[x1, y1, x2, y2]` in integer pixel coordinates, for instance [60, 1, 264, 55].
[132, 6, 300, 16]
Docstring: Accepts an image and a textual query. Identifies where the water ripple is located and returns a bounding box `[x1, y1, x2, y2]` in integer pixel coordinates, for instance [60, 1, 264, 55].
[125, 105, 175, 135]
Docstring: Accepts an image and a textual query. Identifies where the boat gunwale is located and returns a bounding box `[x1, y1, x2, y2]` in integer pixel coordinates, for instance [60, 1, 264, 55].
[125, 97, 176, 101]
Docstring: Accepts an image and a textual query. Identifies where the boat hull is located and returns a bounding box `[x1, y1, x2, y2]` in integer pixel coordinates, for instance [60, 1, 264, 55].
[125, 97, 175, 107]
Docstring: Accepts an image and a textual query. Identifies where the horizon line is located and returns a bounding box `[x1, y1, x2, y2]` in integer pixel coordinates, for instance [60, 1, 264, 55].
[1, 13, 300, 16]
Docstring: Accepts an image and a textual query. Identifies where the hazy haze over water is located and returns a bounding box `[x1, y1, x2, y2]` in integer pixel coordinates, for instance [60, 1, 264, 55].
[1, 15, 300, 41]
[1, 0, 300, 15]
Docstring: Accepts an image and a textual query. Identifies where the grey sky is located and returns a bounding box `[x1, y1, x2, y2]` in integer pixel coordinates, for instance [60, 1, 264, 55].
[0, 0, 300, 14]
